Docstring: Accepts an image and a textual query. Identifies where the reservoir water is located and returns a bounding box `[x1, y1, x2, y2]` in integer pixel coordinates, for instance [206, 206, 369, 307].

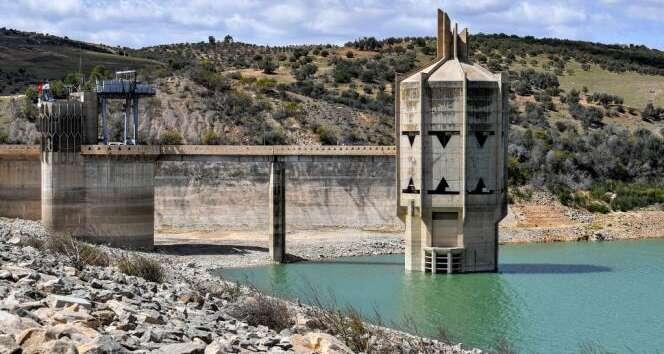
[219, 239, 664, 353]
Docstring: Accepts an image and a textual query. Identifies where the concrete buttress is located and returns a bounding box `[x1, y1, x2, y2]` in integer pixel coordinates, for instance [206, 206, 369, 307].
[269, 158, 286, 262]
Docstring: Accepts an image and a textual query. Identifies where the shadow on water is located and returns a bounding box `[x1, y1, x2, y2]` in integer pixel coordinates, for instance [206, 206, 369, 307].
[499, 263, 612, 274]
[305, 260, 403, 266]
[155, 243, 267, 256]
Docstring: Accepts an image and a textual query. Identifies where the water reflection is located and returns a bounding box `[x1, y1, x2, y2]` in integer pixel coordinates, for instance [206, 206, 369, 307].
[500, 263, 612, 274]
[399, 271, 521, 349]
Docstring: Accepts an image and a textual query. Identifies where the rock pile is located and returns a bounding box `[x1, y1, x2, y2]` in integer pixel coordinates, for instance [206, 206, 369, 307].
[0, 218, 479, 354]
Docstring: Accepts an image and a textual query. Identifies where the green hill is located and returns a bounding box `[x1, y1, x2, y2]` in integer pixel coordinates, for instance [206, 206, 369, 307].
[0, 28, 162, 95]
[1, 29, 663, 212]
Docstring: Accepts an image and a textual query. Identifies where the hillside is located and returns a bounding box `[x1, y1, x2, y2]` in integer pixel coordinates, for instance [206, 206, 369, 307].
[1, 29, 663, 212]
[0, 28, 162, 95]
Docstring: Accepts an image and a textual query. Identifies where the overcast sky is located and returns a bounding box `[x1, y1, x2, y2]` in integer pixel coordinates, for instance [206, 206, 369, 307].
[1, 0, 663, 50]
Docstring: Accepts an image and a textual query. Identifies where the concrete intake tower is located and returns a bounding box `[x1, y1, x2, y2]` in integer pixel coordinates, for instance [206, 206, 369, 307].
[396, 9, 509, 273]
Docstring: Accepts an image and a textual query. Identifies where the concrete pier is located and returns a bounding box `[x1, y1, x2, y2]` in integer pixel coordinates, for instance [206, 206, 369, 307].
[269, 159, 286, 262]
[41, 152, 86, 235]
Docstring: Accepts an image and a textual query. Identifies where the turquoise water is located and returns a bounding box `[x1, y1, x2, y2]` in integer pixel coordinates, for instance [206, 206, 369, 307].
[219, 239, 664, 353]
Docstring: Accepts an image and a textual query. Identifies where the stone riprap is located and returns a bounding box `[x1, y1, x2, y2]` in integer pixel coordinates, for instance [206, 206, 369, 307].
[0, 217, 480, 353]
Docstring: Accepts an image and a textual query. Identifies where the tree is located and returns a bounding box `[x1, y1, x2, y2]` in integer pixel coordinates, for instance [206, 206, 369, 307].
[223, 34, 233, 44]
[49, 80, 66, 98]
[293, 63, 318, 82]
[89, 65, 111, 82]
[24, 87, 37, 103]
[261, 56, 277, 74]
[208, 36, 216, 45]
[566, 88, 580, 105]
[333, 65, 352, 84]
[63, 72, 81, 88]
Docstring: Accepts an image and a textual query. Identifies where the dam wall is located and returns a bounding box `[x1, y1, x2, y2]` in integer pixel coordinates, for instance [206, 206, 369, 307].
[0, 146, 41, 221]
[154, 153, 399, 233]
[81, 154, 156, 248]
[152, 145, 400, 233]
[0, 145, 401, 240]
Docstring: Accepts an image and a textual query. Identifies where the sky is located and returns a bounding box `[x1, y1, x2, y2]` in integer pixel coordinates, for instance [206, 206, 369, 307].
[0, 0, 663, 50]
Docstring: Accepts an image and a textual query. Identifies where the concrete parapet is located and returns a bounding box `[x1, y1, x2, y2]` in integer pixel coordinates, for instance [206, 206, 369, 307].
[82, 145, 397, 157]
[80, 145, 161, 156]
[273, 145, 396, 156]
[0, 145, 40, 159]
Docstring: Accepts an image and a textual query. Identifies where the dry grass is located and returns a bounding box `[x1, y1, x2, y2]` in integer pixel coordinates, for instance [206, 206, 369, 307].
[229, 292, 293, 332]
[43, 233, 110, 270]
[115, 254, 164, 283]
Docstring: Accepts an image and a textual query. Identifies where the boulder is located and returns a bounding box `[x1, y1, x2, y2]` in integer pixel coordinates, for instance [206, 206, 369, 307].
[16, 328, 54, 353]
[150, 338, 207, 354]
[204, 338, 235, 354]
[49, 323, 100, 345]
[78, 335, 128, 354]
[0, 334, 20, 354]
[41, 338, 79, 354]
[48, 295, 92, 310]
[0, 310, 41, 336]
[1, 265, 33, 281]
[290, 332, 353, 354]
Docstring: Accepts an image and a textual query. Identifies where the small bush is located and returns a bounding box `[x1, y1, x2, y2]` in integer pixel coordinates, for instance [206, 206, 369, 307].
[230, 293, 292, 332]
[19, 235, 44, 250]
[0, 130, 8, 144]
[44, 234, 110, 270]
[345, 51, 354, 58]
[316, 123, 341, 145]
[201, 130, 220, 145]
[160, 129, 183, 145]
[587, 200, 610, 213]
[116, 254, 164, 283]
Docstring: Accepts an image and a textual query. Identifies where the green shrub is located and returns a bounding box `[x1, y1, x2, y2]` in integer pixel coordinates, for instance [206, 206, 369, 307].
[0, 130, 8, 144]
[201, 130, 220, 145]
[590, 181, 664, 211]
[256, 77, 277, 92]
[261, 56, 278, 74]
[316, 123, 341, 145]
[160, 129, 183, 145]
[116, 254, 164, 283]
[587, 200, 610, 213]
[263, 125, 288, 145]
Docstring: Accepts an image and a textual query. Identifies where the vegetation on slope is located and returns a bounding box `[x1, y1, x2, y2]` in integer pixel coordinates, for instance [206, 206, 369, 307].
[1, 28, 663, 211]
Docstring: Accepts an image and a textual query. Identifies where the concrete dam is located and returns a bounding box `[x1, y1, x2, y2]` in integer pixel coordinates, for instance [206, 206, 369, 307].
[0, 144, 401, 250]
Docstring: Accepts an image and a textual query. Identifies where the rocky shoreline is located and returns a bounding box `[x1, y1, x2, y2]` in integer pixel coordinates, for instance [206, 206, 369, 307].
[1, 198, 661, 354]
[0, 217, 478, 354]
